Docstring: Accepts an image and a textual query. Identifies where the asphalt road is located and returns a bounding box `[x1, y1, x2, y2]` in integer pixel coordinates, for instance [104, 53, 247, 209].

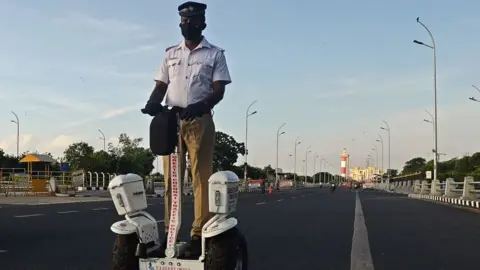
[0, 188, 479, 270]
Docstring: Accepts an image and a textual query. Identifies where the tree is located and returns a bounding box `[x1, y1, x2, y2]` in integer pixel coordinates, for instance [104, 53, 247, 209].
[455, 156, 473, 173]
[213, 131, 245, 171]
[63, 142, 95, 170]
[401, 157, 426, 175]
[62, 134, 155, 176]
[0, 149, 19, 168]
[107, 133, 155, 175]
[469, 152, 480, 168]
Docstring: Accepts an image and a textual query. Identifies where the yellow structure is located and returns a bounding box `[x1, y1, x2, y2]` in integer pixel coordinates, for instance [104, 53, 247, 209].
[19, 154, 56, 192]
[350, 166, 384, 182]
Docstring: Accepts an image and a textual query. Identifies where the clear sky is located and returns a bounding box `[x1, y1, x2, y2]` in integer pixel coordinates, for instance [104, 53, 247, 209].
[1, 0, 480, 175]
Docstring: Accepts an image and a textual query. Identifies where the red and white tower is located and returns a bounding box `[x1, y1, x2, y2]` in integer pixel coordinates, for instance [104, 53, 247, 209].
[340, 149, 349, 179]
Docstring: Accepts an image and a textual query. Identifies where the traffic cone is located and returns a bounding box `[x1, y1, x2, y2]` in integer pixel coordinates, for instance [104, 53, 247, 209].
[268, 186, 273, 195]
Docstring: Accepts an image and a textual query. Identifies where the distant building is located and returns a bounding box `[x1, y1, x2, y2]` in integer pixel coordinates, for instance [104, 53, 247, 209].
[350, 166, 384, 182]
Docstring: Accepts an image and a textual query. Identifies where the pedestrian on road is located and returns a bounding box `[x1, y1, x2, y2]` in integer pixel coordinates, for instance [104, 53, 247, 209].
[142, 1, 231, 258]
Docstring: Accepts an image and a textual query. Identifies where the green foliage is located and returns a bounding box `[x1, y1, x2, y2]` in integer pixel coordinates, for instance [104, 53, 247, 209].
[400, 152, 480, 180]
[213, 131, 245, 171]
[401, 157, 426, 175]
[62, 133, 155, 176]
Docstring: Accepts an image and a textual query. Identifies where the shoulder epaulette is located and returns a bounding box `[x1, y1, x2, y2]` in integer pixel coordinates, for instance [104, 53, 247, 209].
[165, 45, 176, 52]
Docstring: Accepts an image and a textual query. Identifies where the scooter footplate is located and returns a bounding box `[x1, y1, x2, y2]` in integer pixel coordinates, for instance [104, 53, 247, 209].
[140, 257, 203, 270]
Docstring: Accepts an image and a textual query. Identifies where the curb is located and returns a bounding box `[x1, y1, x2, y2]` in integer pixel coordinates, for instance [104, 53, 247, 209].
[408, 193, 480, 209]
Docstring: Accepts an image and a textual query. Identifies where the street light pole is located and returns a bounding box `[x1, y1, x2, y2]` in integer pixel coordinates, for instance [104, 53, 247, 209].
[380, 120, 391, 184]
[313, 154, 319, 184]
[423, 110, 435, 170]
[372, 145, 378, 169]
[469, 85, 480, 103]
[98, 129, 106, 151]
[10, 111, 19, 157]
[414, 17, 437, 181]
[305, 145, 312, 185]
[376, 134, 384, 177]
[276, 123, 286, 189]
[244, 100, 258, 182]
[293, 137, 301, 184]
[320, 158, 325, 183]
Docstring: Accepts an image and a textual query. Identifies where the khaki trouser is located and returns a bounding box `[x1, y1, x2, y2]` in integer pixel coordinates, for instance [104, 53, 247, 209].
[163, 113, 215, 237]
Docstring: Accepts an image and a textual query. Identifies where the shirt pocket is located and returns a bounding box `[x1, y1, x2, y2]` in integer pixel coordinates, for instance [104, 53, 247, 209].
[167, 59, 181, 79]
[191, 59, 214, 80]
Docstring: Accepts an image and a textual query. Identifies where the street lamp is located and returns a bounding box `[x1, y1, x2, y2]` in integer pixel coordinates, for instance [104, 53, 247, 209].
[324, 161, 328, 182]
[469, 85, 480, 103]
[98, 129, 106, 151]
[380, 120, 391, 183]
[414, 17, 438, 181]
[305, 145, 312, 185]
[10, 111, 19, 157]
[293, 137, 301, 184]
[376, 134, 384, 175]
[423, 110, 436, 166]
[371, 145, 378, 169]
[313, 154, 319, 184]
[244, 100, 258, 182]
[275, 123, 286, 189]
[319, 157, 325, 183]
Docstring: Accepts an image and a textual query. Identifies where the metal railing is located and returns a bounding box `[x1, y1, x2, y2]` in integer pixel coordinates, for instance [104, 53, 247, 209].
[377, 176, 480, 201]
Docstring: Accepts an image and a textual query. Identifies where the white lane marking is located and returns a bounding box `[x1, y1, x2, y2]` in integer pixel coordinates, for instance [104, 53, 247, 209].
[277, 199, 284, 202]
[256, 202, 267, 205]
[57, 210, 78, 214]
[350, 192, 374, 270]
[14, 214, 44, 218]
[0, 250, 8, 253]
[301, 195, 305, 197]
[291, 196, 297, 199]
[157, 220, 164, 224]
[92, 207, 109, 211]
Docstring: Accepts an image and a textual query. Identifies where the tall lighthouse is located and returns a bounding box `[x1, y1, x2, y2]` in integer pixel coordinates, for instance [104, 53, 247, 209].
[340, 149, 349, 179]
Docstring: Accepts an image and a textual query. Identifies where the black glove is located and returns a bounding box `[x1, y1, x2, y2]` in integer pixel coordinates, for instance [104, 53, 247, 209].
[180, 101, 210, 121]
[141, 101, 163, 116]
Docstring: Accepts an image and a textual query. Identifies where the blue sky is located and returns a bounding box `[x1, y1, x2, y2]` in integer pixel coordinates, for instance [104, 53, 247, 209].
[1, 0, 480, 175]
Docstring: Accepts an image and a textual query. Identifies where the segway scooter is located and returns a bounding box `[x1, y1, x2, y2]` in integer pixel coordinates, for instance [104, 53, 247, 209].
[108, 106, 248, 270]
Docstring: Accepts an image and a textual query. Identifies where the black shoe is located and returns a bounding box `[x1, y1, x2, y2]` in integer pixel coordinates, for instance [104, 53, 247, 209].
[182, 235, 201, 259]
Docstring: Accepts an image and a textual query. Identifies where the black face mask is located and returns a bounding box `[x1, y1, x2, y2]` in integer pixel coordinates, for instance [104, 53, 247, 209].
[180, 23, 203, 41]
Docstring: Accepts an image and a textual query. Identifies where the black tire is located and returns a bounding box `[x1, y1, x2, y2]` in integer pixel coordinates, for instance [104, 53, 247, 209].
[205, 227, 248, 270]
[112, 234, 139, 270]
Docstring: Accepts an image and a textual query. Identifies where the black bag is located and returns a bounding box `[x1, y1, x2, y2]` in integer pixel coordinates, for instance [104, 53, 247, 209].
[149, 110, 178, 156]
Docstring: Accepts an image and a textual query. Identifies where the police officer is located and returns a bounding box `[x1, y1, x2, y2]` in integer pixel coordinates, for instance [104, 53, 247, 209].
[142, 1, 231, 258]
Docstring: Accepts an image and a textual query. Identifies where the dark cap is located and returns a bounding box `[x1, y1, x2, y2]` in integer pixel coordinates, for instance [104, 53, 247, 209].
[178, 1, 207, 17]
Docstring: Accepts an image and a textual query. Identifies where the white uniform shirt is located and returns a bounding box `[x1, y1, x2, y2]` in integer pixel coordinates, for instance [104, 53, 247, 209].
[154, 37, 232, 108]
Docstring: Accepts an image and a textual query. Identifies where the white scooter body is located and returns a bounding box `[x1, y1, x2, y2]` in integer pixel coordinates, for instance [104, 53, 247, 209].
[108, 151, 241, 270]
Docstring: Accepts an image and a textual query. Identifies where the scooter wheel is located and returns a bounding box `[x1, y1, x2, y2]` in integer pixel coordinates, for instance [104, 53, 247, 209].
[112, 234, 139, 270]
[205, 227, 248, 270]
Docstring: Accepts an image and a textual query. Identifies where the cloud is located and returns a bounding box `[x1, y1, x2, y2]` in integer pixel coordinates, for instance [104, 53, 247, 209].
[100, 104, 141, 119]
[63, 102, 143, 128]
[48, 135, 78, 150]
[84, 65, 152, 80]
[52, 13, 153, 39]
[0, 134, 36, 154]
[115, 44, 160, 56]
